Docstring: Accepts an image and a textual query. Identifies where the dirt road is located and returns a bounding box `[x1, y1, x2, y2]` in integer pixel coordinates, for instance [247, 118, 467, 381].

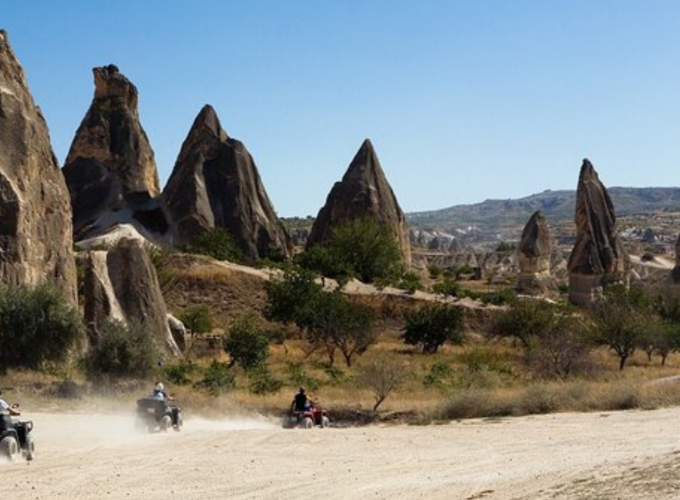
[2, 407, 680, 499]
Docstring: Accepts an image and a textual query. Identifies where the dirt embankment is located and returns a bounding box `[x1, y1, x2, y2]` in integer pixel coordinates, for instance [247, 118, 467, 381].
[2, 407, 680, 499]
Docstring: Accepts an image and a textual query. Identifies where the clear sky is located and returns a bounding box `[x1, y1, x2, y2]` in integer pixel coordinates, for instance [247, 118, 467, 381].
[3, 1, 679, 216]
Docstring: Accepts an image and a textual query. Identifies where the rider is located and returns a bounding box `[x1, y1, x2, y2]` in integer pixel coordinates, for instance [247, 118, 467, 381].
[291, 387, 314, 413]
[151, 381, 174, 402]
[0, 386, 20, 431]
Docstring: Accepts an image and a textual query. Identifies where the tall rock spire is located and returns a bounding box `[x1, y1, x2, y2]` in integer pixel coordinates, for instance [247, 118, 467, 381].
[671, 234, 680, 284]
[306, 139, 412, 266]
[567, 159, 630, 305]
[162, 105, 291, 261]
[0, 30, 77, 303]
[63, 64, 163, 240]
[517, 211, 557, 295]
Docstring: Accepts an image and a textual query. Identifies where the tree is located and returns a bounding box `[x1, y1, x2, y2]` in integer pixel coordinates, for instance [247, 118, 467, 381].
[302, 218, 402, 284]
[402, 304, 465, 354]
[265, 267, 377, 366]
[0, 283, 85, 373]
[492, 298, 561, 348]
[183, 227, 243, 262]
[358, 355, 406, 412]
[83, 320, 159, 379]
[589, 285, 649, 370]
[303, 291, 376, 366]
[179, 306, 214, 335]
[223, 314, 270, 370]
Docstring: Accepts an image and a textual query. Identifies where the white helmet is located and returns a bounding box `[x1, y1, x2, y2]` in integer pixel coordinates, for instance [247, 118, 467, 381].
[155, 382, 164, 392]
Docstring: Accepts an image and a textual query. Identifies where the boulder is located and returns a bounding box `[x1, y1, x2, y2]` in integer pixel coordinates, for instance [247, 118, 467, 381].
[163, 105, 291, 261]
[0, 30, 77, 303]
[63, 64, 168, 241]
[567, 159, 630, 305]
[167, 313, 187, 352]
[82, 238, 181, 357]
[517, 211, 558, 295]
[306, 139, 411, 266]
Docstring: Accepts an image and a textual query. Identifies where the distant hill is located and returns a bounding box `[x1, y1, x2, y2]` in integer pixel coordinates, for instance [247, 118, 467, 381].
[407, 187, 680, 230]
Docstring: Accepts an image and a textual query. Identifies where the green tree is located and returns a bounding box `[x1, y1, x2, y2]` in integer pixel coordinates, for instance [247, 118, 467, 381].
[264, 267, 322, 326]
[179, 306, 214, 335]
[0, 284, 85, 373]
[83, 320, 159, 379]
[403, 304, 465, 354]
[184, 227, 243, 262]
[492, 298, 558, 348]
[223, 314, 270, 370]
[195, 360, 235, 395]
[589, 285, 650, 370]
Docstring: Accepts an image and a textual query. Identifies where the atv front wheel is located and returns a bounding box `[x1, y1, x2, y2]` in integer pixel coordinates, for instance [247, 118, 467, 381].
[302, 417, 314, 429]
[321, 416, 330, 428]
[0, 436, 18, 461]
[174, 412, 183, 432]
[160, 415, 172, 432]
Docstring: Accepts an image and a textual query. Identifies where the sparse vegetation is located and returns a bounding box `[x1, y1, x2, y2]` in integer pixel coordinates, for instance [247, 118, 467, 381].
[179, 305, 214, 335]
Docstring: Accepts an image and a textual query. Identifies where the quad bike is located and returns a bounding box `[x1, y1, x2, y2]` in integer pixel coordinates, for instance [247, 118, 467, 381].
[0, 405, 35, 462]
[282, 406, 330, 429]
[136, 397, 183, 433]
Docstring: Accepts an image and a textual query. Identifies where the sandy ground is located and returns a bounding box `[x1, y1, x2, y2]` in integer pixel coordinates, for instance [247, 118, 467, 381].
[1, 407, 680, 500]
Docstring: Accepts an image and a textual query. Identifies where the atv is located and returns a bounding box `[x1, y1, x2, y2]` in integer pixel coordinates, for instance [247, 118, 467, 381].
[135, 397, 183, 433]
[0, 408, 35, 462]
[282, 406, 330, 429]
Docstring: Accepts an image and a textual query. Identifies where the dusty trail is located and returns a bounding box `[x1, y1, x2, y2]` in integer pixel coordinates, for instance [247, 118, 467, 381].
[2, 407, 680, 499]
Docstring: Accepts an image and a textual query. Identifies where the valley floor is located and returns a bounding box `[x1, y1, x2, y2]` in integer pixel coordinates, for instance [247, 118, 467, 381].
[2, 407, 680, 499]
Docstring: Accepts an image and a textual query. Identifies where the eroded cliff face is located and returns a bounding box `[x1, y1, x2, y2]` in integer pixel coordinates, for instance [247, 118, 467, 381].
[307, 139, 412, 266]
[671, 234, 680, 284]
[517, 211, 557, 295]
[82, 238, 181, 357]
[0, 30, 77, 303]
[63, 64, 167, 241]
[163, 105, 291, 261]
[567, 159, 630, 305]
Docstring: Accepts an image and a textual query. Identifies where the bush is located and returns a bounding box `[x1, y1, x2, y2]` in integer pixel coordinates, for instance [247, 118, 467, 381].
[183, 227, 243, 262]
[403, 304, 465, 354]
[397, 272, 423, 294]
[286, 362, 321, 391]
[224, 315, 270, 370]
[0, 283, 85, 372]
[432, 279, 462, 298]
[423, 361, 455, 388]
[480, 288, 515, 306]
[83, 320, 159, 379]
[195, 360, 235, 395]
[247, 365, 284, 395]
[179, 306, 214, 335]
[164, 360, 197, 386]
[358, 355, 406, 411]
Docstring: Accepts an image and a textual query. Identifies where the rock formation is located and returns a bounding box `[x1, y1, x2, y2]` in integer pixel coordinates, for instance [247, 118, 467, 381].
[306, 139, 411, 265]
[567, 159, 630, 305]
[83, 238, 181, 357]
[672, 234, 680, 284]
[0, 30, 77, 303]
[163, 105, 291, 261]
[517, 211, 558, 295]
[63, 64, 168, 241]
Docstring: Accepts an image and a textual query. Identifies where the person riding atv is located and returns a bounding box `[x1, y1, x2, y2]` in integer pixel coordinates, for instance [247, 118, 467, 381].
[0, 387, 35, 461]
[291, 387, 315, 413]
[136, 382, 182, 432]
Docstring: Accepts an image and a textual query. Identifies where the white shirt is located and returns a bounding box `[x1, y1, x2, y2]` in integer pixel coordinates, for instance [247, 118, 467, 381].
[0, 398, 10, 414]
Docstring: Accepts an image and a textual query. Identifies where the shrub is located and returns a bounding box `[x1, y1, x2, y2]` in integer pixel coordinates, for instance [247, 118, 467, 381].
[423, 361, 455, 388]
[432, 279, 462, 298]
[164, 360, 196, 386]
[224, 314, 270, 370]
[480, 288, 515, 306]
[183, 227, 243, 262]
[358, 355, 406, 411]
[286, 361, 321, 391]
[397, 272, 423, 294]
[428, 265, 443, 279]
[195, 360, 235, 395]
[247, 365, 284, 395]
[83, 320, 159, 379]
[403, 304, 465, 354]
[179, 306, 214, 335]
[0, 283, 85, 373]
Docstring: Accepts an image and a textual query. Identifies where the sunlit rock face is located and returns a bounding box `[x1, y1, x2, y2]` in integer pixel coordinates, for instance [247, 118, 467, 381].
[517, 211, 557, 296]
[671, 234, 680, 284]
[567, 159, 630, 305]
[63, 64, 167, 241]
[163, 105, 291, 261]
[82, 238, 182, 357]
[0, 30, 77, 304]
[307, 139, 412, 266]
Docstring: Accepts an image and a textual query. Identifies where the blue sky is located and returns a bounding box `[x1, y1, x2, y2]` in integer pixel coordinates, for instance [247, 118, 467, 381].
[3, 1, 679, 216]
